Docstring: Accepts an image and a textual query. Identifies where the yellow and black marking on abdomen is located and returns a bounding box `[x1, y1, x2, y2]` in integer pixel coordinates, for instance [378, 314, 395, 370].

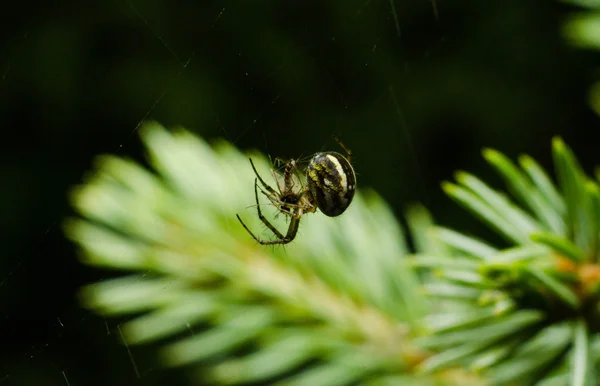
[307, 151, 356, 217]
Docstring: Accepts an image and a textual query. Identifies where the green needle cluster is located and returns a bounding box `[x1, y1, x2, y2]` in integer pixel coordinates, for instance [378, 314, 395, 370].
[65, 121, 600, 385]
[66, 122, 452, 385]
[411, 138, 600, 385]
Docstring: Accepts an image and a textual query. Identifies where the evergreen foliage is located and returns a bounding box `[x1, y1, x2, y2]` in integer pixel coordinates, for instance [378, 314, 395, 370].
[66, 123, 465, 385]
[66, 119, 600, 385]
[411, 138, 600, 386]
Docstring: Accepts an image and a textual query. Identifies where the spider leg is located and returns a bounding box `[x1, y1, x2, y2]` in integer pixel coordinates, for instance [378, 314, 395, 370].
[249, 158, 280, 197]
[237, 179, 302, 245]
[265, 197, 296, 217]
[237, 215, 301, 245]
[332, 135, 352, 164]
[282, 215, 301, 242]
[269, 168, 284, 194]
[252, 178, 287, 239]
[269, 186, 316, 212]
[256, 185, 314, 217]
[272, 156, 285, 168]
[298, 187, 317, 213]
[253, 183, 294, 217]
[237, 179, 283, 242]
[261, 212, 301, 245]
[236, 214, 265, 243]
[238, 158, 311, 246]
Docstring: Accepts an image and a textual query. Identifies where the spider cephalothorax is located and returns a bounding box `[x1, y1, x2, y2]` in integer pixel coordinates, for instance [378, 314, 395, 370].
[236, 136, 356, 245]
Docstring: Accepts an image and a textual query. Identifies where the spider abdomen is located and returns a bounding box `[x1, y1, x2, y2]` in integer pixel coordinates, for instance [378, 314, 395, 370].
[307, 151, 356, 217]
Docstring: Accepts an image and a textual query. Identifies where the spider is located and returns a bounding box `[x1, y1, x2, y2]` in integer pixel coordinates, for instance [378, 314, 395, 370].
[236, 136, 356, 245]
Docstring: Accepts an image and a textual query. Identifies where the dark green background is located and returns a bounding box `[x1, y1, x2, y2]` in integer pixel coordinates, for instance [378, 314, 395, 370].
[1, 1, 598, 385]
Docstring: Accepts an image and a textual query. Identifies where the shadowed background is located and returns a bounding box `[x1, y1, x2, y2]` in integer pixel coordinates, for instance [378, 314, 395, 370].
[1, 0, 599, 385]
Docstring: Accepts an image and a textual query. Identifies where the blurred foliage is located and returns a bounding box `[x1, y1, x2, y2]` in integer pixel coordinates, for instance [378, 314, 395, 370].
[68, 120, 600, 385]
[564, 0, 600, 116]
[411, 138, 600, 385]
[66, 122, 479, 385]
